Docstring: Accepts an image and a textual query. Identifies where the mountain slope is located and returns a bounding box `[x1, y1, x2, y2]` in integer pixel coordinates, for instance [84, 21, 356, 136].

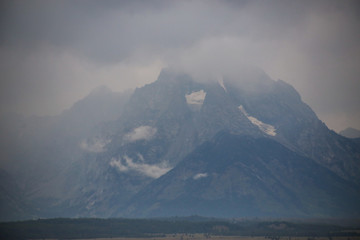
[122, 132, 360, 218]
[224, 77, 360, 184]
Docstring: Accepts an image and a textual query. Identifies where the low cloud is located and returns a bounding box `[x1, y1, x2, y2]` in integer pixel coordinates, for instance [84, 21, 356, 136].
[124, 126, 157, 142]
[110, 157, 129, 172]
[193, 173, 208, 180]
[80, 138, 111, 153]
[110, 155, 171, 179]
[2, 1, 360, 131]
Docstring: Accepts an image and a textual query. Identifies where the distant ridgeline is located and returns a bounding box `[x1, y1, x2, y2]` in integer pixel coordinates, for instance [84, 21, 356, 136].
[340, 127, 360, 139]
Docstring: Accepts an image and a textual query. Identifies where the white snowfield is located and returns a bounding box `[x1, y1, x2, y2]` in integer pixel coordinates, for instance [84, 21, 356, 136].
[218, 77, 227, 92]
[185, 90, 207, 106]
[238, 105, 277, 136]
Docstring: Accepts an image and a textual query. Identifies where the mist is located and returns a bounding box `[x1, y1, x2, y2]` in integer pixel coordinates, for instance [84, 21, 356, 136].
[1, 0, 360, 131]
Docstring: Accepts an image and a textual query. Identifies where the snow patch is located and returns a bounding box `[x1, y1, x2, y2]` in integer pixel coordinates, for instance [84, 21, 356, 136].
[238, 105, 276, 136]
[218, 77, 227, 92]
[185, 90, 206, 106]
[110, 155, 172, 179]
[125, 125, 157, 142]
[80, 138, 111, 153]
[193, 173, 208, 180]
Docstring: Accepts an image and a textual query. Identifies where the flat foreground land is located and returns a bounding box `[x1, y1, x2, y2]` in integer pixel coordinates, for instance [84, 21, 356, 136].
[78, 235, 360, 240]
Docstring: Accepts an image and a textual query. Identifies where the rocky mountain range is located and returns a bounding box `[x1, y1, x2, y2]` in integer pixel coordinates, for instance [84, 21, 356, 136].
[0, 68, 359, 221]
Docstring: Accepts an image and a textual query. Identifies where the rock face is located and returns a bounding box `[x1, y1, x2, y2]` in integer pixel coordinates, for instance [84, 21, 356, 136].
[1, 68, 360, 220]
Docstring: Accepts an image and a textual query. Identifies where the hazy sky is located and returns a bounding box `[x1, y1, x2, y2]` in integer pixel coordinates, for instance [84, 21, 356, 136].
[1, 0, 359, 131]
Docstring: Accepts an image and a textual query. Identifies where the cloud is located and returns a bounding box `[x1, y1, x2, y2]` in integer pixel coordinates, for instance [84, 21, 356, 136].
[110, 158, 129, 172]
[110, 155, 171, 178]
[193, 173, 208, 180]
[0, 45, 163, 116]
[80, 138, 111, 153]
[124, 126, 157, 142]
[1, 0, 360, 130]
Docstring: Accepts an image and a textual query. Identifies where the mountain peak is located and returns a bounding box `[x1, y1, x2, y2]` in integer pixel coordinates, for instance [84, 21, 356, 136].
[156, 68, 193, 84]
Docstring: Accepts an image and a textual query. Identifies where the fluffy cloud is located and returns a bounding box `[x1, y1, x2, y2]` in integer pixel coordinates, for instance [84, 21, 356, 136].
[124, 126, 157, 142]
[110, 155, 171, 179]
[193, 173, 208, 180]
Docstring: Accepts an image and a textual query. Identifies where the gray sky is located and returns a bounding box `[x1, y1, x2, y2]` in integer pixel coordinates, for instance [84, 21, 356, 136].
[1, 0, 359, 132]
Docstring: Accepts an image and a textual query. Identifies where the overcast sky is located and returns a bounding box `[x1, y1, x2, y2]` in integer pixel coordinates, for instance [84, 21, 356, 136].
[1, 0, 359, 131]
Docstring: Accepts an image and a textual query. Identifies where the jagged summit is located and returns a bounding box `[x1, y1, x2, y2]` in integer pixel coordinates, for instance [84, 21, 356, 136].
[155, 68, 194, 85]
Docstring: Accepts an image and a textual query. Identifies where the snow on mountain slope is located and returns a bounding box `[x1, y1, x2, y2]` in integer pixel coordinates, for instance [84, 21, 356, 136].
[218, 77, 227, 92]
[238, 105, 276, 136]
[185, 90, 207, 111]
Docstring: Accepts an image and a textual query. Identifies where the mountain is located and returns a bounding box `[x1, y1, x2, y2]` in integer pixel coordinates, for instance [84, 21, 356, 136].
[340, 127, 360, 139]
[0, 86, 132, 219]
[121, 132, 360, 218]
[72, 69, 360, 218]
[0, 169, 34, 221]
[66, 70, 268, 217]
[1, 68, 359, 220]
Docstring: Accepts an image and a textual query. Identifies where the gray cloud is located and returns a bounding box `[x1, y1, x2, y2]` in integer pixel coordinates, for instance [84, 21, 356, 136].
[1, 0, 359, 131]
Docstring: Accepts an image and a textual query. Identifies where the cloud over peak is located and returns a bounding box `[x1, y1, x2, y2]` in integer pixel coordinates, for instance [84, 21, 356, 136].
[124, 126, 157, 142]
[1, 0, 360, 130]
